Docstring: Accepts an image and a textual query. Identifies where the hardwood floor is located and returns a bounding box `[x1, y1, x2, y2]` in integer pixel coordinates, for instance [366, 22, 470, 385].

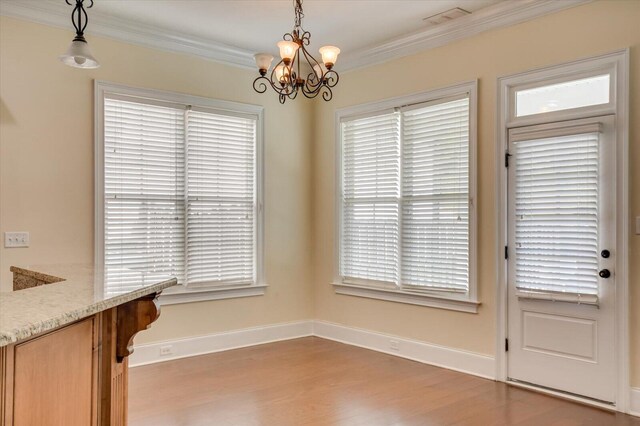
[129, 337, 639, 426]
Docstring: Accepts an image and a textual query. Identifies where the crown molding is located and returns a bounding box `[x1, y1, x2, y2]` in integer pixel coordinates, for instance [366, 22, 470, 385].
[0, 0, 591, 72]
[0, 0, 256, 70]
[338, 0, 592, 71]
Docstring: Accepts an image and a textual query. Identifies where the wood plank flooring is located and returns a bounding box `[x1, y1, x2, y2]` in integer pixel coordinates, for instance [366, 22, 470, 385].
[129, 337, 639, 426]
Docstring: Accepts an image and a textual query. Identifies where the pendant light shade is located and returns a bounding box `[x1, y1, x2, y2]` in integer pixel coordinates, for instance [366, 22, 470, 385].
[59, 38, 100, 69]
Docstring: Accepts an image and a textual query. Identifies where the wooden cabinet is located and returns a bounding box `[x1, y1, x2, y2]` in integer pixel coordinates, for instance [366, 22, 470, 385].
[12, 317, 98, 425]
[0, 295, 160, 425]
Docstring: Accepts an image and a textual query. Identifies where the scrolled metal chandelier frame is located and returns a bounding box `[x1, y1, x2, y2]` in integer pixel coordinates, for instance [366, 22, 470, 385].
[252, 0, 340, 104]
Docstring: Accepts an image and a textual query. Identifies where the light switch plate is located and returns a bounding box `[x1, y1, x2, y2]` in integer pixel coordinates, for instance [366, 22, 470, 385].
[4, 232, 29, 248]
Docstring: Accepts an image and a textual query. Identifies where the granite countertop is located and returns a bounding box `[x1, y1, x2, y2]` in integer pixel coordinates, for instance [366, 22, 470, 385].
[0, 264, 177, 347]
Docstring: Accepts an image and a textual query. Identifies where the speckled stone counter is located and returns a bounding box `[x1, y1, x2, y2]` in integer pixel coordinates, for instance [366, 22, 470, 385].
[0, 264, 177, 347]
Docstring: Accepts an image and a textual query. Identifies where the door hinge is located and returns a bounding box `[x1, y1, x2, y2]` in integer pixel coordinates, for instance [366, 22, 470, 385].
[505, 338, 509, 352]
[505, 152, 512, 167]
[505, 246, 508, 260]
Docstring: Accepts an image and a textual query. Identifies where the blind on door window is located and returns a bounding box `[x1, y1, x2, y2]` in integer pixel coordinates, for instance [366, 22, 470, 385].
[513, 132, 599, 295]
[341, 112, 400, 284]
[186, 110, 257, 287]
[401, 98, 469, 292]
[104, 98, 185, 288]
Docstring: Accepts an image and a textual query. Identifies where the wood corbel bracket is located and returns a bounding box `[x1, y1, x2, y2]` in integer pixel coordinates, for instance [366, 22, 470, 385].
[115, 292, 161, 363]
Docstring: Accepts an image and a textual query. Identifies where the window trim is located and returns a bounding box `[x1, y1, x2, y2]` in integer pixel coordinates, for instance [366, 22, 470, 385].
[334, 80, 479, 313]
[94, 80, 265, 305]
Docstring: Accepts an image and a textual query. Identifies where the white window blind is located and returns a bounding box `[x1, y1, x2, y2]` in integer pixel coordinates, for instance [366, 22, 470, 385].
[104, 96, 259, 290]
[341, 112, 400, 284]
[104, 97, 185, 287]
[512, 131, 599, 296]
[186, 109, 257, 287]
[401, 98, 469, 292]
[340, 94, 471, 294]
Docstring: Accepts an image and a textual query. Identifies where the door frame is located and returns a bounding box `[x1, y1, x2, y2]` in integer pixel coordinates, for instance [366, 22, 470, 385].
[495, 49, 630, 411]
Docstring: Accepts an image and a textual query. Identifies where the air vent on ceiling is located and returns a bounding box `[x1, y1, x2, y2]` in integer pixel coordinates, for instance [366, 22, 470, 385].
[423, 7, 470, 27]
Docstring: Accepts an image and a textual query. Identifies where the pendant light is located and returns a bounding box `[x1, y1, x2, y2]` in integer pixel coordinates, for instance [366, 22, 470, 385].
[59, 0, 100, 69]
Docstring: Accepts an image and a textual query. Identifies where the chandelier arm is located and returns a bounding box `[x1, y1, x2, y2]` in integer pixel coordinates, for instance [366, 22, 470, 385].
[300, 47, 324, 87]
[299, 31, 311, 47]
[324, 70, 340, 88]
[269, 58, 294, 94]
[296, 48, 302, 87]
[252, 76, 269, 94]
[321, 85, 334, 102]
[300, 87, 320, 99]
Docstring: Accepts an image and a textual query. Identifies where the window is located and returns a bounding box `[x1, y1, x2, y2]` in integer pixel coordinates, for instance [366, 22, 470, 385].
[336, 82, 477, 312]
[96, 82, 264, 304]
[515, 74, 610, 118]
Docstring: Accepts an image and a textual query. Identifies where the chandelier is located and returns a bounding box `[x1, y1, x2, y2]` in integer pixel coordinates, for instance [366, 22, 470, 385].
[59, 0, 100, 69]
[252, 0, 340, 104]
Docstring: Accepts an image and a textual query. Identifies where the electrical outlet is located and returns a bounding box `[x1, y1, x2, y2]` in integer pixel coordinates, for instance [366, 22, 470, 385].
[389, 340, 400, 351]
[159, 345, 174, 356]
[4, 232, 29, 248]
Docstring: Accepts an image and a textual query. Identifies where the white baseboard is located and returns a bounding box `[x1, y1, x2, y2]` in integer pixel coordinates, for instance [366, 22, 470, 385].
[130, 319, 495, 380]
[631, 387, 640, 417]
[312, 320, 495, 380]
[129, 320, 314, 367]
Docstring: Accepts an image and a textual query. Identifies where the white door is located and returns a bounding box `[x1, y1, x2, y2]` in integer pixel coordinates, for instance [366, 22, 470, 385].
[507, 116, 616, 403]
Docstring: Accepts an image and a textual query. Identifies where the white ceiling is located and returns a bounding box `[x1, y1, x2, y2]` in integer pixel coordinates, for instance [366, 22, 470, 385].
[69, 0, 503, 56]
[1, 0, 587, 70]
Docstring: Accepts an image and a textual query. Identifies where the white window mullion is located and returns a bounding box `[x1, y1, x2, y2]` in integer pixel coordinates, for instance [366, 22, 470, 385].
[396, 108, 404, 288]
[183, 106, 191, 289]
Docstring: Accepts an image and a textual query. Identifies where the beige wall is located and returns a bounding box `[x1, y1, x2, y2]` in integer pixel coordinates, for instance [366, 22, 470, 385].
[1, 0, 638, 388]
[311, 0, 640, 386]
[0, 16, 314, 343]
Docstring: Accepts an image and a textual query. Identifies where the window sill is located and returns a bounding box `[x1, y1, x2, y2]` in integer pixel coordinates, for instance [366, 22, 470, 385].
[332, 282, 480, 313]
[159, 284, 267, 305]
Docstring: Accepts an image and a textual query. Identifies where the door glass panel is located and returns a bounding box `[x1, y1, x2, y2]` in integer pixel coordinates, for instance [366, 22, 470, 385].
[513, 132, 599, 295]
[516, 75, 610, 117]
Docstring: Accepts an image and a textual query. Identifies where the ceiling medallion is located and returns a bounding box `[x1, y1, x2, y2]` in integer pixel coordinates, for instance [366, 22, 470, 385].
[252, 0, 340, 104]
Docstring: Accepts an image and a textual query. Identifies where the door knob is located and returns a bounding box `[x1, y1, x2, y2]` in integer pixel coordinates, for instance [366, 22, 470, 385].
[599, 269, 611, 279]
[601, 250, 610, 258]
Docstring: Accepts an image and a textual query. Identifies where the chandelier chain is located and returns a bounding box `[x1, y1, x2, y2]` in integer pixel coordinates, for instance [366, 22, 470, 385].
[294, 0, 304, 30]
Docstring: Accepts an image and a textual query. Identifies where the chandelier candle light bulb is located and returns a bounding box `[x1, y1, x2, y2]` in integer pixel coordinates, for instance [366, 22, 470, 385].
[277, 41, 299, 64]
[252, 0, 340, 103]
[254, 53, 275, 76]
[319, 46, 340, 69]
